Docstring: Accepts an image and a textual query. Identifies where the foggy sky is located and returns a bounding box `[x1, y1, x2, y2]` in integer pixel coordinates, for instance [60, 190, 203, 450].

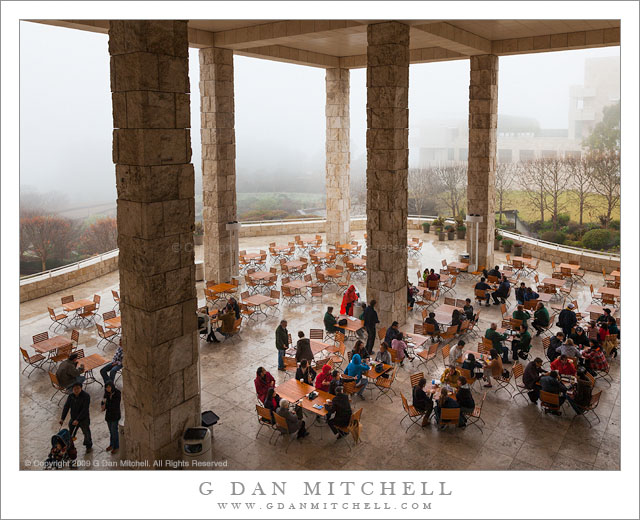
[20, 21, 619, 206]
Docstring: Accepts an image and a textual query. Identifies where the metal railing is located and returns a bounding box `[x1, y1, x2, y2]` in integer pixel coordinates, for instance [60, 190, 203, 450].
[20, 249, 119, 285]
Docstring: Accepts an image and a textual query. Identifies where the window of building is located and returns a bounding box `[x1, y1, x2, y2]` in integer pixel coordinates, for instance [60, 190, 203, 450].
[519, 150, 535, 162]
[576, 99, 584, 110]
[447, 148, 455, 160]
[458, 148, 468, 161]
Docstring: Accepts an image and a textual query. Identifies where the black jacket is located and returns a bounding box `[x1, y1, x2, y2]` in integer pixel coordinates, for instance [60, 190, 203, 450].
[328, 378, 342, 396]
[61, 390, 91, 423]
[327, 393, 352, 427]
[103, 387, 121, 422]
[570, 332, 589, 348]
[548, 337, 563, 362]
[456, 387, 475, 410]
[295, 338, 314, 362]
[558, 309, 577, 329]
[295, 366, 316, 385]
[363, 305, 380, 329]
[412, 386, 432, 413]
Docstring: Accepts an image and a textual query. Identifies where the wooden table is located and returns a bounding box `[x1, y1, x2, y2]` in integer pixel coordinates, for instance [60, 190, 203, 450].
[104, 316, 121, 329]
[313, 251, 332, 260]
[240, 252, 261, 261]
[283, 280, 311, 290]
[275, 379, 315, 403]
[447, 262, 468, 271]
[337, 243, 357, 251]
[498, 269, 515, 279]
[536, 293, 553, 302]
[347, 258, 366, 268]
[319, 268, 342, 278]
[559, 263, 580, 271]
[272, 245, 291, 253]
[310, 339, 338, 356]
[433, 303, 464, 325]
[248, 271, 276, 281]
[31, 335, 72, 354]
[78, 353, 109, 387]
[285, 260, 306, 269]
[243, 294, 274, 306]
[610, 270, 620, 278]
[598, 286, 620, 297]
[364, 362, 392, 380]
[456, 350, 488, 365]
[208, 283, 236, 294]
[404, 333, 429, 347]
[338, 316, 364, 332]
[584, 304, 606, 315]
[511, 256, 534, 266]
[63, 299, 94, 312]
[298, 389, 335, 417]
[542, 277, 565, 287]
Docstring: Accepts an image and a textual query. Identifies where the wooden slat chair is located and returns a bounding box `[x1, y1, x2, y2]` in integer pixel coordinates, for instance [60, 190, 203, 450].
[594, 362, 613, 387]
[601, 293, 618, 309]
[309, 329, 324, 340]
[441, 276, 457, 297]
[78, 303, 98, 326]
[409, 372, 424, 388]
[70, 329, 80, 348]
[61, 295, 74, 305]
[468, 310, 481, 338]
[416, 343, 439, 373]
[424, 322, 440, 343]
[33, 332, 49, 344]
[50, 344, 73, 367]
[330, 342, 346, 368]
[20, 347, 46, 377]
[441, 344, 451, 368]
[465, 391, 487, 433]
[224, 318, 243, 344]
[335, 408, 363, 450]
[424, 289, 440, 309]
[263, 290, 280, 315]
[523, 300, 538, 311]
[282, 356, 298, 381]
[572, 390, 603, 428]
[524, 258, 540, 278]
[493, 366, 514, 398]
[413, 323, 425, 335]
[540, 312, 557, 338]
[341, 380, 358, 401]
[475, 289, 488, 307]
[540, 390, 561, 415]
[439, 326, 458, 344]
[437, 407, 460, 430]
[48, 307, 69, 332]
[272, 412, 296, 452]
[375, 366, 398, 402]
[590, 284, 603, 304]
[376, 327, 387, 347]
[400, 392, 425, 433]
[96, 324, 118, 350]
[510, 363, 529, 405]
[477, 344, 492, 356]
[387, 347, 400, 367]
[470, 265, 486, 278]
[102, 310, 117, 322]
[444, 297, 456, 306]
[458, 367, 481, 392]
[111, 290, 120, 310]
[48, 371, 72, 405]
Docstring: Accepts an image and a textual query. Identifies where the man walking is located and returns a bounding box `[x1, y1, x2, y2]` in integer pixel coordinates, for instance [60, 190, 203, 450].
[275, 320, 289, 371]
[59, 381, 92, 452]
[363, 300, 379, 355]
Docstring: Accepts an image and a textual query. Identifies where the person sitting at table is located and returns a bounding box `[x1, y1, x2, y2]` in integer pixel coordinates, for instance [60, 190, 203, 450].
[426, 269, 440, 282]
[314, 364, 333, 392]
[456, 376, 475, 417]
[295, 331, 314, 363]
[597, 321, 610, 343]
[607, 316, 620, 339]
[451, 309, 464, 333]
[532, 302, 550, 336]
[485, 323, 510, 364]
[567, 367, 593, 415]
[423, 312, 440, 339]
[228, 297, 241, 319]
[550, 354, 577, 376]
[581, 342, 609, 376]
[462, 353, 483, 381]
[515, 282, 527, 305]
[375, 342, 392, 366]
[328, 370, 342, 395]
[491, 275, 510, 305]
[523, 358, 546, 404]
[483, 349, 503, 388]
[558, 303, 578, 338]
[556, 338, 581, 359]
[392, 338, 414, 366]
[475, 277, 492, 306]
[350, 339, 368, 361]
[326, 386, 352, 438]
[511, 324, 532, 361]
[100, 344, 123, 384]
[340, 284, 359, 316]
[539, 370, 568, 413]
[324, 306, 345, 336]
[275, 398, 309, 439]
[295, 359, 317, 386]
[463, 298, 475, 321]
[440, 364, 462, 389]
[435, 388, 464, 428]
[56, 352, 85, 389]
[524, 286, 539, 302]
[449, 340, 466, 367]
[263, 387, 280, 423]
[484, 265, 501, 279]
[596, 308, 613, 325]
[586, 321, 599, 342]
[422, 268, 429, 282]
[254, 367, 276, 404]
[208, 305, 235, 343]
[547, 332, 565, 362]
[407, 281, 418, 311]
[343, 353, 369, 400]
[412, 377, 434, 427]
[512, 304, 531, 329]
[384, 321, 404, 345]
[569, 326, 589, 349]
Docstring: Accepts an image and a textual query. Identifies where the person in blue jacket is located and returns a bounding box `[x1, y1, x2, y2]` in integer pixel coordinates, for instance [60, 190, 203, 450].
[343, 353, 369, 400]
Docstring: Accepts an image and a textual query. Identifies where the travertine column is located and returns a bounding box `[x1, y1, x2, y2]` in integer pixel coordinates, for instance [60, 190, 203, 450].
[467, 55, 498, 268]
[366, 22, 410, 326]
[109, 20, 200, 464]
[200, 47, 238, 283]
[325, 68, 351, 245]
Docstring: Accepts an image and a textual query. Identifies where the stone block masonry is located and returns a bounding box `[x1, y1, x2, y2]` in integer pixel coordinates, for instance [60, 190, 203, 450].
[365, 21, 410, 327]
[109, 20, 200, 465]
[200, 47, 239, 284]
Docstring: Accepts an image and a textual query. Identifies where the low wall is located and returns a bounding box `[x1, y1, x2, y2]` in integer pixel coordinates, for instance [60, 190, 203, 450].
[520, 243, 620, 272]
[19, 254, 119, 303]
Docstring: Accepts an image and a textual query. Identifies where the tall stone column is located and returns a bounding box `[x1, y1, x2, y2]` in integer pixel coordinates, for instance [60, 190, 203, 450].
[366, 22, 410, 326]
[467, 54, 498, 269]
[325, 68, 351, 245]
[200, 47, 238, 283]
[109, 20, 200, 464]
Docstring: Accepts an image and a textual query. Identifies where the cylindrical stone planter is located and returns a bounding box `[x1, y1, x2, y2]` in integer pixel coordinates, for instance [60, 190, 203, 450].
[438, 232, 446, 241]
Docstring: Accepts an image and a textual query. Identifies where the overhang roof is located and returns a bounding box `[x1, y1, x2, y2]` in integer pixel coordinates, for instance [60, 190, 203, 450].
[31, 19, 620, 68]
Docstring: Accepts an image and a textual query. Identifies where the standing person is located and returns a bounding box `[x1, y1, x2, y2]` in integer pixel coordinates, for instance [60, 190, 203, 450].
[101, 380, 121, 454]
[558, 303, 578, 338]
[523, 358, 545, 404]
[326, 386, 352, 438]
[532, 302, 550, 335]
[275, 320, 289, 371]
[363, 300, 380, 356]
[100, 344, 123, 383]
[485, 322, 510, 364]
[59, 382, 92, 453]
[340, 285, 359, 316]
[254, 367, 276, 403]
[295, 331, 314, 363]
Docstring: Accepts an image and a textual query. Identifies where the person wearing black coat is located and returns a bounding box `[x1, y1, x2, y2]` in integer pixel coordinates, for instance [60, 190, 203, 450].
[412, 378, 434, 426]
[326, 387, 352, 437]
[461, 353, 483, 380]
[295, 359, 316, 385]
[547, 332, 564, 363]
[363, 300, 380, 355]
[59, 382, 92, 451]
[455, 377, 475, 416]
[558, 306, 578, 338]
[101, 380, 121, 453]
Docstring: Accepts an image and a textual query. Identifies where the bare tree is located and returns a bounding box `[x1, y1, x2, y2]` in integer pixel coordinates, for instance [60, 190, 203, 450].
[540, 158, 571, 230]
[78, 218, 118, 255]
[588, 150, 620, 226]
[20, 214, 75, 271]
[565, 156, 593, 226]
[408, 168, 440, 216]
[520, 159, 546, 223]
[495, 162, 516, 224]
[433, 163, 466, 217]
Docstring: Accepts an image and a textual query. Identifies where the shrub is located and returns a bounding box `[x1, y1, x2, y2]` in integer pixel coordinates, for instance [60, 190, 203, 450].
[557, 214, 570, 227]
[541, 230, 566, 245]
[609, 219, 621, 230]
[581, 229, 613, 250]
[501, 239, 513, 247]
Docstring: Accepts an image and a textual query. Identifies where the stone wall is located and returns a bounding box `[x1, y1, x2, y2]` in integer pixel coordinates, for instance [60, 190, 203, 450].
[19, 254, 119, 303]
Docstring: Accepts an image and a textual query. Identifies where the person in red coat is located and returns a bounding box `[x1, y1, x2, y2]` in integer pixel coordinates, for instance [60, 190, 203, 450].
[254, 367, 276, 404]
[340, 285, 359, 316]
[550, 355, 577, 377]
[315, 364, 333, 392]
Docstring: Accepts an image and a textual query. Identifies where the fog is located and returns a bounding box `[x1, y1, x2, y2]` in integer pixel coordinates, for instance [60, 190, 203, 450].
[19, 21, 619, 209]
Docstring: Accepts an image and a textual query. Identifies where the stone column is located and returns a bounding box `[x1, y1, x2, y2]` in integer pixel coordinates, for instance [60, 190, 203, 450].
[325, 68, 351, 245]
[467, 54, 498, 269]
[109, 20, 200, 464]
[365, 21, 410, 326]
[200, 47, 238, 283]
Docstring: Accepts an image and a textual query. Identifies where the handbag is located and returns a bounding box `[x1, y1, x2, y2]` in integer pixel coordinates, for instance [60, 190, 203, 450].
[338, 318, 348, 326]
[375, 363, 384, 373]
